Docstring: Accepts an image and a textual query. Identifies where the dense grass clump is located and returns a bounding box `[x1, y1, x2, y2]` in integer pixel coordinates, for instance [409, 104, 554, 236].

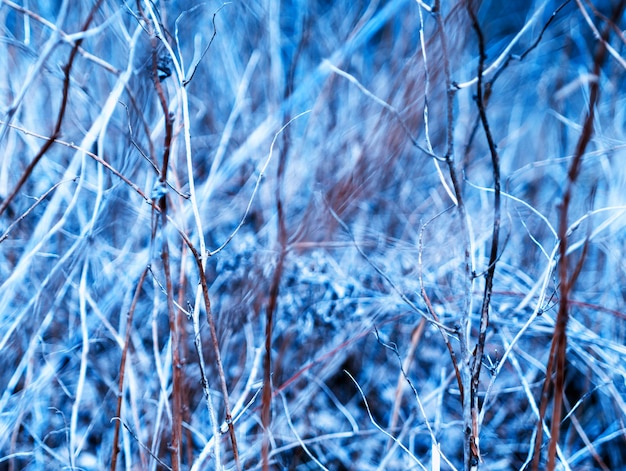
[1, 1, 625, 470]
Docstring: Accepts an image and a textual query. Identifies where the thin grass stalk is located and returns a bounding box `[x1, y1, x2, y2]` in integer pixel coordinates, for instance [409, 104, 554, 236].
[111, 266, 149, 471]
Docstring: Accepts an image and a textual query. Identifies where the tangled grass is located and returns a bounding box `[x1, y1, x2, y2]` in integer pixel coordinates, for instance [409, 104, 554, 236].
[1, 1, 625, 470]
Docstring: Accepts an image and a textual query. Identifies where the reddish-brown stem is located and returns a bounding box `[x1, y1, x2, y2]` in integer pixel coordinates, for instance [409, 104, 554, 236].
[175, 221, 241, 468]
[261, 120, 290, 470]
[177, 244, 194, 466]
[139, 4, 181, 467]
[0, 0, 105, 218]
[532, 3, 625, 469]
[195, 253, 241, 468]
[160, 222, 181, 471]
[111, 266, 150, 471]
[261, 249, 285, 471]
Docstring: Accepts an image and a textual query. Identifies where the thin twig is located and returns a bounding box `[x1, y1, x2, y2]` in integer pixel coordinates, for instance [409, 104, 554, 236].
[0, 0, 106, 218]
[432, 2, 474, 468]
[113, 419, 173, 471]
[182, 3, 231, 86]
[0, 179, 72, 244]
[138, 2, 182, 468]
[210, 110, 311, 256]
[467, 7, 502, 465]
[345, 370, 428, 470]
[111, 266, 149, 471]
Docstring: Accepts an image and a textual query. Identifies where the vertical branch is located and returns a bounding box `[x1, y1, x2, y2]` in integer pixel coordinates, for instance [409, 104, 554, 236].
[140, 1, 241, 467]
[176, 247, 193, 466]
[467, 7, 502, 466]
[261, 110, 291, 471]
[138, 2, 180, 468]
[532, 3, 625, 469]
[261, 17, 303, 462]
[111, 266, 149, 471]
[432, 2, 474, 469]
[260, 243, 286, 471]
[158, 125, 182, 471]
